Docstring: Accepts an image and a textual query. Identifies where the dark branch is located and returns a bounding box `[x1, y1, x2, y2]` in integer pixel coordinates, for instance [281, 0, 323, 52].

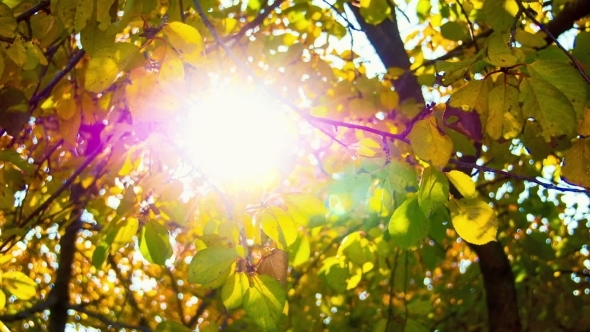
[0, 298, 55, 323]
[450, 159, 589, 194]
[517, 0, 590, 85]
[29, 50, 86, 110]
[544, 0, 590, 45]
[68, 305, 152, 332]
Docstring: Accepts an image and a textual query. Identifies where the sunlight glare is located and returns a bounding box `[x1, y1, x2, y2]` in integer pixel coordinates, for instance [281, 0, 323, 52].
[178, 78, 297, 184]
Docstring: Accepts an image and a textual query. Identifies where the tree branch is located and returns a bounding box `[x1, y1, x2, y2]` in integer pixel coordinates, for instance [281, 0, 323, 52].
[68, 305, 152, 332]
[517, 0, 590, 85]
[450, 159, 589, 194]
[0, 297, 55, 323]
[544, 0, 590, 45]
[29, 50, 86, 110]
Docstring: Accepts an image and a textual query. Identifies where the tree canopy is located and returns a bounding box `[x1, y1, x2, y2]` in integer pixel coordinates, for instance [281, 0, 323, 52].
[0, 0, 589, 331]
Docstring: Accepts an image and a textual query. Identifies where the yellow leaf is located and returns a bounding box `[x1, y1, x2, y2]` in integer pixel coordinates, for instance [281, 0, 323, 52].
[355, 137, 381, 157]
[0, 290, 5, 309]
[85, 43, 138, 93]
[561, 138, 590, 188]
[448, 198, 498, 245]
[2, 271, 37, 300]
[260, 206, 297, 247]
[446, 170, 477, 199]
[408, 117, 453, 167]
[163, 22, 205, 67]
[282, 193, 327, 226]
[96, 0, 116, 31]
[111, 217, 139, 253]
[380, 89, 399, 109]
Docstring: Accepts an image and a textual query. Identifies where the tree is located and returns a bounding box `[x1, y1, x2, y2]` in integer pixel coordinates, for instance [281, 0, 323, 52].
[0, 0, 589, 330]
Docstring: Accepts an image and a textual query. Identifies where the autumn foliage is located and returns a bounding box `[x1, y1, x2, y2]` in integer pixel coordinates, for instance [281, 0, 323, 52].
[0, 0, 590, 331]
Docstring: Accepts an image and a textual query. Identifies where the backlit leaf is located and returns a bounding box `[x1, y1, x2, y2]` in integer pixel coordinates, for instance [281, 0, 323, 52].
[140, 220, 173, 265]
[85, 43, 139, 93]
[446, 170, 477, 199]
[408, 117, 453, 167]
[561, 138, 590, 188]
[111, 217, 139, 253]
[188, 247, 238, 285]
[520, 76, 576, 140]
[448, 197, 498, 245]
[221, 272, 249, 310]
[260, 206, 297, 247]
[0, 290, 5, 309]
[243, 275, 287, 332]
[418, 167, 449, 217]
[163, 22, 204, 67]
[282, 193, 327, 227]
[3, 271, 37, 300]
[389, 196, 429, 250]
[449, 77, 492, 114]
[487, 83, 521, 140]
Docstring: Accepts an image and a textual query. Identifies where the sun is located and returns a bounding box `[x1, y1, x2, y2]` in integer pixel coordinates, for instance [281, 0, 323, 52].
[175, 76, 298, 185]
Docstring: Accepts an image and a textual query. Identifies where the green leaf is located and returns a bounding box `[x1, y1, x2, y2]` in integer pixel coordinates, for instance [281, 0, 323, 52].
[221, 272, 249, 310]
[111, 217, 139, 253]
[163, 22, 205, 67]
[260, 206, 298, 247]
[485, 33, 518, 67]
[573, 31, 590, 68]
[389, 196, 429, 250]
[440, 21, 466, 41]
[418, 167, 449, 217]
[448, 198, 498, 245]
[388, 159, 418, 192]
[188, 247, 238, 285]
[446, 170, 477, 199]
[449, 77, 492, 112]
[2, 271, 37, 300]
[408, 117, 454, 168]
[139, 220, 172, 265]
[520, 76, 576, 140]
[155, 321, 192, 332]
[96, 0, 116, 31]
[0, 150, 32, 173]
[0, 3, 16, 40]
[282, 193, 327, 227]
[527, 61, 587, 121]
[435, 59, 472, 86]
[561, 138, 590, 188]
[92, 226, 118, 269]
[487, 83, 522, 140]
[56, 0, 94, 33]
[291, 234, 311, 267]
[482, 0, 517, 32]
[243, 275, 287, 332]
[85, 43, 139, 93]
[0, 86, 28, 137]
[359, 0, 390, 25]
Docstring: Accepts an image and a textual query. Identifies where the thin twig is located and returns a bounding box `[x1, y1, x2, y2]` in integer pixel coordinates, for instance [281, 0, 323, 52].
[17, 142, 104, 229]
[167, 268, 187, 325]
[516, 0, 590, 85]
[456, 0, 479, 52]
[321, 0, 361, 31]
[192, 0, 411, 144]
[29, 50, 86, 110]
[0, 298, 56, 322]
[449, 159, 589, 194]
